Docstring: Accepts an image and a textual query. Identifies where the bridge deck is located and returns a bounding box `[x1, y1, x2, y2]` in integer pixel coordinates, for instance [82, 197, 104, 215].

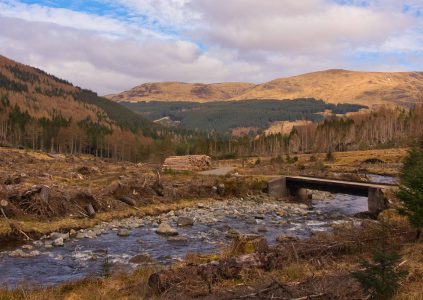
[286, 176, 395, 189]
[284, 176, 395, 197]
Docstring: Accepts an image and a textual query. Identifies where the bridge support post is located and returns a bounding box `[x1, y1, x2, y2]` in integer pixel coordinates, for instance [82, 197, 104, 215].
[290, 187, 308, 202]
[368, 188, 386, 214]
[268, 177, 288, 199]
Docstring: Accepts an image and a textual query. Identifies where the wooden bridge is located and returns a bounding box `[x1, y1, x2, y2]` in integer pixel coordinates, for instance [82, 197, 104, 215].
[268, 176, 397, 214]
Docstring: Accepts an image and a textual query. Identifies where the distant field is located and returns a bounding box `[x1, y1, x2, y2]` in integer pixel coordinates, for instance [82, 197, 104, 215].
[122, 99, 367, 133]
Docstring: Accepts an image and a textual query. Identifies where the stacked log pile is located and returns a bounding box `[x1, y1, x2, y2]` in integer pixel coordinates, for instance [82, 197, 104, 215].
[162, 155, 212, 171]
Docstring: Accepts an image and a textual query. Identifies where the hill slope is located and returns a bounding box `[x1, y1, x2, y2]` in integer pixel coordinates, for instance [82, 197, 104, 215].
[106, 82, 255, 102]
[108, 70, 423, 107]
[0, 55, 162, 160]
[234, 69, 423, 106]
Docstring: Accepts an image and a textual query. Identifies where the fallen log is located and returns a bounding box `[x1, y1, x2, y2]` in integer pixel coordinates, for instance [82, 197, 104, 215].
[85, 203, 96, 218]
[1, 206, 32, 241]
[119, 196, 136, 206]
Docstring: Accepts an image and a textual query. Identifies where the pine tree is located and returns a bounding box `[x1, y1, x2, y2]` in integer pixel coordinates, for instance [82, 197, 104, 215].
[397, 140, 423, 239]
[353, 245, 406, 299]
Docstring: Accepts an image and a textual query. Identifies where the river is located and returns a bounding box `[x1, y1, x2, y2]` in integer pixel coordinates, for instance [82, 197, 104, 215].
[0, 174, 395, 288]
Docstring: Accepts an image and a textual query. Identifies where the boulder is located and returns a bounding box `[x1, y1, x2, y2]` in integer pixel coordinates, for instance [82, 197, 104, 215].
[155, 223, 178, 236]
[176, 216, 194, 227]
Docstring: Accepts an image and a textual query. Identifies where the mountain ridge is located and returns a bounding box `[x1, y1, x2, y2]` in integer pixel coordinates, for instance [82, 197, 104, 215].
[107, 69, 423, 107]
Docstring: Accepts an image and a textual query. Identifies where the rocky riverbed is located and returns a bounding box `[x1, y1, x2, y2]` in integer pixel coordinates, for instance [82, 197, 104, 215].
[0, 193, 368, 288]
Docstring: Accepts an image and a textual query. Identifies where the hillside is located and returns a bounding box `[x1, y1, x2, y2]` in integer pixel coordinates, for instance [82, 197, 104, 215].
[0, 55, 170, 161]
[234, 69, 423, 106]
[106, 82, 255, 102]
[122, 99, 366, 133]
[109, 70, 423, 107]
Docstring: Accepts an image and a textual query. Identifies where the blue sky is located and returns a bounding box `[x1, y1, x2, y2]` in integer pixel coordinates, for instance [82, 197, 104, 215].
[0, 0, 422, 94]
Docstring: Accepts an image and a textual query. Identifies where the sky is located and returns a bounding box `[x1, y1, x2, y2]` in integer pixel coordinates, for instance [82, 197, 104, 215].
[0, 0, 422, 95]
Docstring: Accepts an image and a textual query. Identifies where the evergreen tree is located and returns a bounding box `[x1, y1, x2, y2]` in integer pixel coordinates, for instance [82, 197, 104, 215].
[353, 245, 406, 299]
[397, 140, 423, 239]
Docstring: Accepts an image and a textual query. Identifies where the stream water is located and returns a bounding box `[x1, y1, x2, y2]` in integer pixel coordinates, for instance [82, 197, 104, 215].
[0, 175, 395, 288]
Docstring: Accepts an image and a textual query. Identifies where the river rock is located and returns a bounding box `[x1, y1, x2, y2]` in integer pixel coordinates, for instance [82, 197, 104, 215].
[22, 244, 33, 250]
[86, 230, 97, 238]
[75, 232, 86, 239]
[117, 229, 130, 237]
[167, 236, 188, 246]
[176, 216, 194, 227]
[9, 249, 41, 257]
[155, 223, 178, 236]
[33, 240, 43, 247]
[129, 253, 151, 264]
[69, 229, 77, 237]
[9, 249, 25, 257]
[52, 237, 64, 247]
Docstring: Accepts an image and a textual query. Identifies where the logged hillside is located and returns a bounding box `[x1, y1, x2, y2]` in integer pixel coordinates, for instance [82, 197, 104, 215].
[109, 70, 423, 107]
[106, 82, 255, 102]
[0, 55, 205, 161]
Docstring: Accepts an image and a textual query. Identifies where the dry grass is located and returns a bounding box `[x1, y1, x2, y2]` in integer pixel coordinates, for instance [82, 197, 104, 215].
[232, 148, 407, 177]
[394, 243, 423, 300]
[0, 267, 158, 300]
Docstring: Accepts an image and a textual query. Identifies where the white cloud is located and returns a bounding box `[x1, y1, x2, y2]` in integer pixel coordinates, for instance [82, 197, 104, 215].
[188, 0, 412, 55]
[0, 0, 421, 95]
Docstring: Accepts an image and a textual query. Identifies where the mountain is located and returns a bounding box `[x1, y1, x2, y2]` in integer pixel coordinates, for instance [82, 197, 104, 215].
[106, 82, 255, 102]
[108, 70, 423, 107]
